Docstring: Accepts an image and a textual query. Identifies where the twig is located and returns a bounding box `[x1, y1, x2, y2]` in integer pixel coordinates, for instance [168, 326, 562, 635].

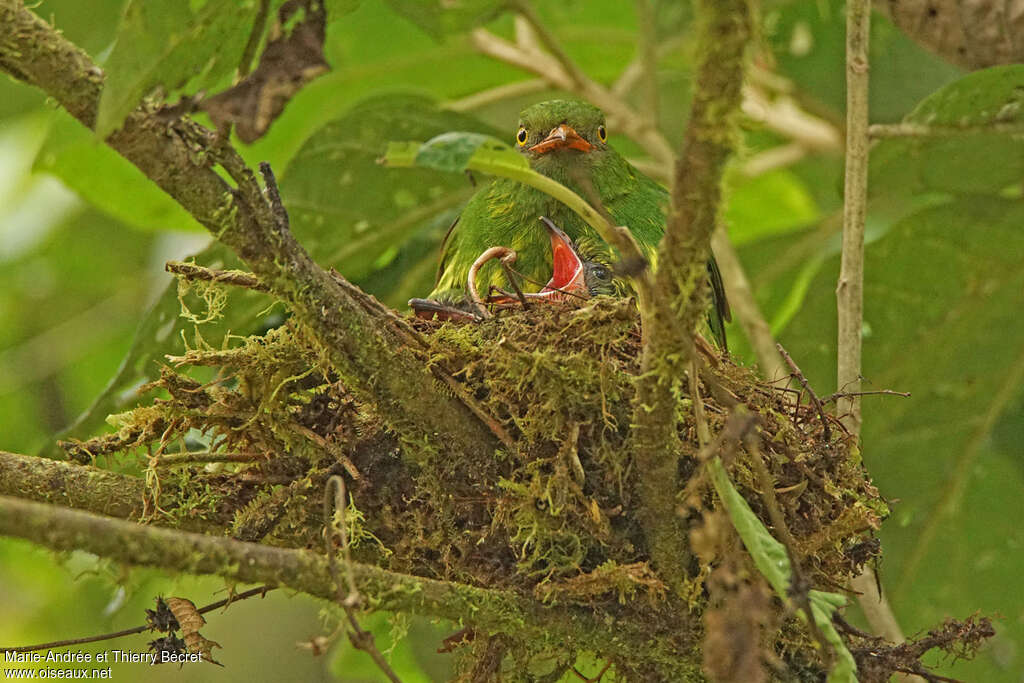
[742, 86, 843, 153]
[689, 360, 711, 448]
[868, 122, 1024, 138]
[289, 422, 361, 480]
[152, 451, 266, 467]
[499, 260, 530, 310]
[507, 0, 591, 95]
[1, 586, 272, 654]
[165, 261, 268, 292]
[822, 389, 910, 404]
[238, 0, 271, 79]
[776, 343, 831, 440]
[629, 0, 752, 597]
[837, 0, 871, 437]
[572, 659, 613, 682]
[711, 230, 789, 382]
[839, 0, 911, 656]
[445, 79, 548, 112]
[612, 35, 685, 100]
[740, 142, 808, 177]
[323, 477, 403, 683]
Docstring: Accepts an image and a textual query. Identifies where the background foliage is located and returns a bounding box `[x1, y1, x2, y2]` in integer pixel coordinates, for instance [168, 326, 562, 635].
[0, 0, 1021, 680]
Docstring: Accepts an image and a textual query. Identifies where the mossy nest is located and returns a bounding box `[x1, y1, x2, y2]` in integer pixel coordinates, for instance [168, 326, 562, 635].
[414, 298, 886, 593]
[62, 295, 888, 679]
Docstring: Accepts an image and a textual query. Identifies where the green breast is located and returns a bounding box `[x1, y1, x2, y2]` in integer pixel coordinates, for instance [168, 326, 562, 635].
[431, 150, 667, 300]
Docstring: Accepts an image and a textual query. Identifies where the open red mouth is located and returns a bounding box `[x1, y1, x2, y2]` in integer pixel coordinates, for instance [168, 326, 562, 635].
[474, 218, 587, 309]
[532, 217, 587, 301]
[528, 124, 594, 155]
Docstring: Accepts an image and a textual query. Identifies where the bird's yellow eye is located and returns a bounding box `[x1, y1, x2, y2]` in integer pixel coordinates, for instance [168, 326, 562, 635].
[516, 127, 528, 146]
[597, 125, 607, 143]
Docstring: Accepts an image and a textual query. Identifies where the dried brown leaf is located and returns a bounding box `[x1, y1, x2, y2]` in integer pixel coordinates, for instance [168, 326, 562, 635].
[202, 0, 330, 142]
[882, 0, 1024, 69]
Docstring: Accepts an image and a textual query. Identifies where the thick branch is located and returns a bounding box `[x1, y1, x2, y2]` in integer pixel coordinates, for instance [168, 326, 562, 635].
[0, 451, 307, 542]
[0, 496, 701, 678]
[0, 0, 497, 461]
[630, 0, 752, 594]
[0, 451, 145, 522]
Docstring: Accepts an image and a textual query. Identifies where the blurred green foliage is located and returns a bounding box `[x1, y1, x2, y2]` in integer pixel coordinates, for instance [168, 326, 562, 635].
[1, 0, 1021, 680]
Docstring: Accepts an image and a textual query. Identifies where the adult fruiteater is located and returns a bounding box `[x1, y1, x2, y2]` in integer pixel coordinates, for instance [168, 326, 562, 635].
[425, 99, 730, 347]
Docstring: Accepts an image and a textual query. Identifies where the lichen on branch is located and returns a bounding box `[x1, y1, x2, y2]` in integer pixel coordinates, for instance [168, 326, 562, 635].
[630, 0, 754, 596]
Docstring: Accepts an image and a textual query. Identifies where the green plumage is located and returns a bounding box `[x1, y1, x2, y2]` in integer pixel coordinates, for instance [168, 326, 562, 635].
[430, 99, 729, 347]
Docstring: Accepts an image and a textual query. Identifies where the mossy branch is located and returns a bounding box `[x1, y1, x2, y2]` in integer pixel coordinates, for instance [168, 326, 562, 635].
[0, 0, 497, 464]
[0, 450, 314, 544]
[0, 451, 147, 523]
[0, 495, 703, 678]
[629, 0, 752, 595]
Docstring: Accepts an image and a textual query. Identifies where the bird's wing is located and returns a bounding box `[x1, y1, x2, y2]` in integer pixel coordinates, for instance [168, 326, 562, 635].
[600, 166, 668, 264]
[434, 215, 460, 287]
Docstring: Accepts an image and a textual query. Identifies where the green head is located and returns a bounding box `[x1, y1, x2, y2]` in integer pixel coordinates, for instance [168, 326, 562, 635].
[515, 100, 608, 159]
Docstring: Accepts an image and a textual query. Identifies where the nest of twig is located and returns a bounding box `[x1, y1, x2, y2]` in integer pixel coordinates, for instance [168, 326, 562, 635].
[59, 295, 937, 679]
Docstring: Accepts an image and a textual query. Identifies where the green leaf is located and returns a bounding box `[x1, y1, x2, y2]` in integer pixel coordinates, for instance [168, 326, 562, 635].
[96, 0, 273, 138]
[408, 131, 529, 174]
[382, 0, 509, 39]
[871, 65, 1024, 197]
[281, 94, 501, 297]
[725, 168, 820, 246]
[767, 0, 961, 120]
[775, 196, 1024, 680]
[707, 456, 856, 682]
[34, 110, 203, 232]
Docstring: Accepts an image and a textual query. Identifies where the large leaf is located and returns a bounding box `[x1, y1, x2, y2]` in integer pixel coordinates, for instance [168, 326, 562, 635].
[775, 196, 1024, 681]
[281, 94, 500, 292]
[95, 0, 276, 138]
[870, 65, 1024, 197]
[0, 206, 156, 456]
[241, 0, 656, 173]
[766, 0, 961, 121]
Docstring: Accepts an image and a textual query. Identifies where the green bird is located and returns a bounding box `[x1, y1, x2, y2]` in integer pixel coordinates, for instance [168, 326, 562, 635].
[409, 216, 612, 321]
[424, 99, 730, 347]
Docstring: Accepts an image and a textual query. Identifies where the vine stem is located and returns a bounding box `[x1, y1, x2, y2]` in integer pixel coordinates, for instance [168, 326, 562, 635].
[838, 0, 912, 658]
